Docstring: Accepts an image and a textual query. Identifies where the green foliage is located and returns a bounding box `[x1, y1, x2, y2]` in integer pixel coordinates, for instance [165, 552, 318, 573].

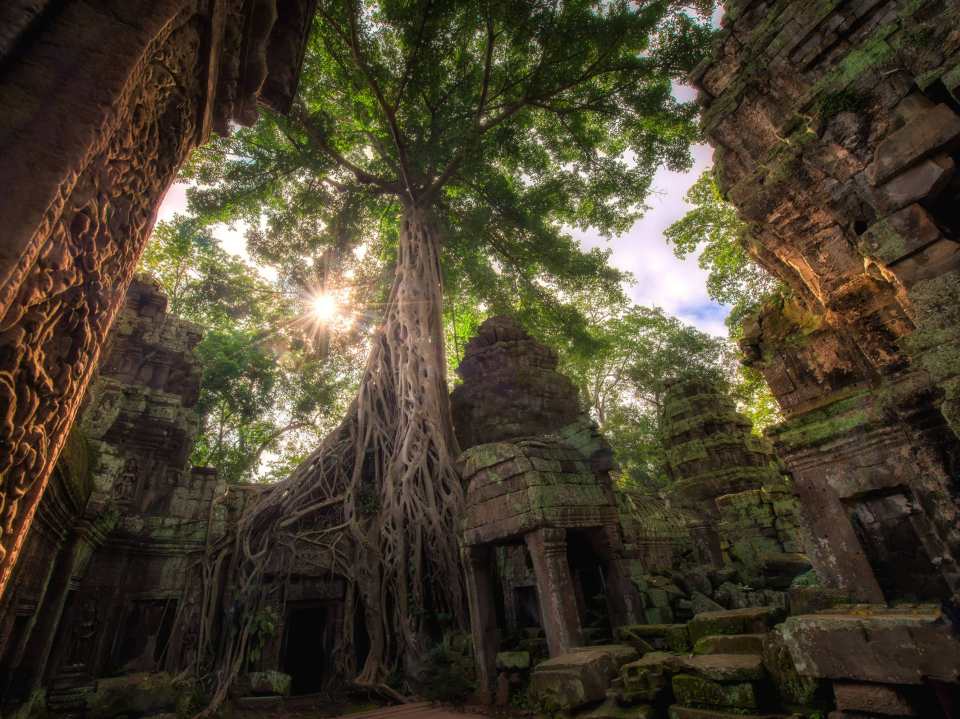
[417, 639, 476, 704]
[562, 300, 735, 490]
[246, 606, 279, 667]
[182, 0, 716, 361]
[664, 168, 782, 335]
[139, 216, 360, 483]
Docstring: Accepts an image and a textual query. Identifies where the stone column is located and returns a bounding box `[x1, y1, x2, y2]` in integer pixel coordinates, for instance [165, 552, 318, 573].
[463, 545, 499, 704]
[525, 528, 582, 656]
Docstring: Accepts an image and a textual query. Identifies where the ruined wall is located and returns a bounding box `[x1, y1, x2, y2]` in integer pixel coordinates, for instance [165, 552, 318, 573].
[0, 0, 315, 597]
[694, 0, 960, 601]
[660, 374, 802, 571]
[0, 278, 223, 710]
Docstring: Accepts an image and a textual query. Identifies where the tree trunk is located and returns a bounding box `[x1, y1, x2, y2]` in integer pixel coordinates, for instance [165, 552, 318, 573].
[194, 203, 465, 711]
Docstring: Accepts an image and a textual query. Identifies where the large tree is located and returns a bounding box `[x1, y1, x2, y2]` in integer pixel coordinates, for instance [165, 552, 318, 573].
[184, 0, 714, 702]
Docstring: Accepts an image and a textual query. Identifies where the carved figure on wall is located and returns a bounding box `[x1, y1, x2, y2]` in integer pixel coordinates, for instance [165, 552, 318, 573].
[65, 599, 98, 671]
[113, 459, 139, 506]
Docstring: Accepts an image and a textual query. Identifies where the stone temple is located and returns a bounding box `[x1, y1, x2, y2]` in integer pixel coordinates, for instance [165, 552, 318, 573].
[3, 1, 960, 718]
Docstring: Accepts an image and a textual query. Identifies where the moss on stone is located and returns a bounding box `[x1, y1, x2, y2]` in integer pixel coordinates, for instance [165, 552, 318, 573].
[773, 400, 872, 451]
[671, 673, 758, 709]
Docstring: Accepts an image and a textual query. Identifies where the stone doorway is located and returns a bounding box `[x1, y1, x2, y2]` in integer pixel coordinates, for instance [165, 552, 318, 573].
[566, 530, 612, 643]
[846, 490, 951, 602]
[111, 597, 178, 674]
[282, 602, 337, 695]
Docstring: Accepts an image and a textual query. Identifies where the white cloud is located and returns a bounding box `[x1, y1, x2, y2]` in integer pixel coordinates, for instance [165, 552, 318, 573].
[573, 143, 730, 337]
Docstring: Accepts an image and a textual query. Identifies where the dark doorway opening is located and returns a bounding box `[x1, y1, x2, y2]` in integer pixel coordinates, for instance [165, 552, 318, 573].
[111, 597, 177, 674]
[513, 586, 542, 628]
[566, 531, 611, 642]
[847, 490, 951, 602]
[283, 604, 334, 695]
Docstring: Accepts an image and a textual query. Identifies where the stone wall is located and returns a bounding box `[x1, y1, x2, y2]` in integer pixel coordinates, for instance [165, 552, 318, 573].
[0, 0, 315, 597]
[694, 0, 960, 603]
[0, 278, 223, 714]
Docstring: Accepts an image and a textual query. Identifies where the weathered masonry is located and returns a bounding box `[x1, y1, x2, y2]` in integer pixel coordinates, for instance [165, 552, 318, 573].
[693, 0, 960, 604]
[0, 277, 224, 713]
[0, 0, 314, 597]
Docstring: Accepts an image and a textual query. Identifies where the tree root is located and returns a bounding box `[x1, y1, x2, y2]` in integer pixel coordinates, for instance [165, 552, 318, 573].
[185, 205, 466, 716]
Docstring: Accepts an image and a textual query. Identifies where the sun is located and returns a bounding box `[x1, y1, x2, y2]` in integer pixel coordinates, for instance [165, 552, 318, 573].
[310, 293, 339, 323]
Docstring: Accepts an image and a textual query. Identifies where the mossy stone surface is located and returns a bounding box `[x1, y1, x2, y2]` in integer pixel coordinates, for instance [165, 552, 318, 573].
[671, 673, 758, 710]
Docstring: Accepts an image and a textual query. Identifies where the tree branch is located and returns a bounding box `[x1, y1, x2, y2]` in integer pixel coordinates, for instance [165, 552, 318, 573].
[295, 109, 399, 192]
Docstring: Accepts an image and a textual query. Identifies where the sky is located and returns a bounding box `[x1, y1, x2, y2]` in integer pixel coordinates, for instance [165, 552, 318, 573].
[572, 142, 726, 337]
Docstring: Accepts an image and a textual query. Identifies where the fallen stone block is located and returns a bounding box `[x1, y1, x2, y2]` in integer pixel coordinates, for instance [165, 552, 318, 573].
[763, 624, 832, 708]
[776, 605, 960, 685]
[583, 696, 654, 719]
[671, 674, 759, 710]
[758, 552, 812, 589]
[787, 586, 851, 615]
[86, 673, 179, 719]
[615, 623, 690, 652]
[688, 607, 784, 644]
[668, 705, 790, 719]
[620, 652, 682, 702]
[833, 681, 917, 716]
[530, 645, 639, 711]
[691, 592, 725, 615]
[679, 654, 766, 683]
[692, 634, 765, 656]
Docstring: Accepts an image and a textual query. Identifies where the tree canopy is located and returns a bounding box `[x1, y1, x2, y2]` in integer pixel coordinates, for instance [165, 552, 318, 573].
[184, 0, 716, 347]
[139, 217, 361, 484]
[664, 168, 782, 335]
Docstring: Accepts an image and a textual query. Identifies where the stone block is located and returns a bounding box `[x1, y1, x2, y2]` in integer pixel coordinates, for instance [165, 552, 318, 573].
[531, 645, 639, 711]
[671, 674, 758, 710]
[773, 607, 960, 684]
[688, 607, 785, 644]
[888, 238, 960, 289]
[692, 634, 766, 656]
[86, 673, 179, 719]
[615, 623, 690, 652]
[758, 552, 812, 589]
[679, 654, 766, 683]
[496, 651, 531, 670]
[691, 592, 725, 615]
[867, 104, 960, 186]
[833, 681, 917, 716]
[787, 587, 850, 615]
[644, 606, 674, 624]
[675, 567, 713, 597]
[620, 652, 682, 702]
